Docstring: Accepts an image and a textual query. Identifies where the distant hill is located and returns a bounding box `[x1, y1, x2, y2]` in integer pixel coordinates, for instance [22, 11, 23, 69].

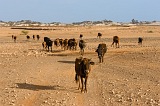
[0, 20, 160, 27]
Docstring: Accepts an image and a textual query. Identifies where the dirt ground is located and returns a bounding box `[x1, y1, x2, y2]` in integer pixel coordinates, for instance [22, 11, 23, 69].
[0, 25, 160, 106]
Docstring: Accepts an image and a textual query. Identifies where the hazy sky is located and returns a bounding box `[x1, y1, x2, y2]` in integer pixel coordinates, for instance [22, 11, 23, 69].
[0, 0, 160, 23]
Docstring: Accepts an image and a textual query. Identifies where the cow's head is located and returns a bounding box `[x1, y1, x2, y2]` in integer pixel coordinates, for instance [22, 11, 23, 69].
[81, 58, 94, 74]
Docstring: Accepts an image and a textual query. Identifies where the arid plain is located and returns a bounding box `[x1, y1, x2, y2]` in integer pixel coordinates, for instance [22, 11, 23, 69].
[0, 25, 160, 106]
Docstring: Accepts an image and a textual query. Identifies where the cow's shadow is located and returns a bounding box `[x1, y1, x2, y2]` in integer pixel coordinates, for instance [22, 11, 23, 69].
[15, 83, 64, 91]
[15, 83, 80, 93]
[57, 60, 75, 64]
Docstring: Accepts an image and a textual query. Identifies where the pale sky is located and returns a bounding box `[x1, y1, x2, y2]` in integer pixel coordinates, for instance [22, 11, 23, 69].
[0, 0, 160, 23]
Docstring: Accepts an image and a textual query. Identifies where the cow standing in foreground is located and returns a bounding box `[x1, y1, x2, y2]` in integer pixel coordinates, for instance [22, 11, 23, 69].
[75, 57, 94, 93]
[96, 43, 107, 63]
[111, 36, 120, 48]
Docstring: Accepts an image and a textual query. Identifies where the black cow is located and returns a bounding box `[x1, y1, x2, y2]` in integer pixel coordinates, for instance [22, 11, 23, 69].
[97, 33, 102, 38]
[111, 36, 120, 48]
[43, 37, 53, 52]
[33, 35, 35, 40]
[12, 35, 17, 42]
[80, 34, 83, 39]
[138, 37, 143, 45]
[26, 35, 30, 39]
[79, 40, 86, 55]
[68, 38, 77, 50]
[96, 43, 107, 63]
[75, 57, 94, 93]
[37, 35, 40, 40]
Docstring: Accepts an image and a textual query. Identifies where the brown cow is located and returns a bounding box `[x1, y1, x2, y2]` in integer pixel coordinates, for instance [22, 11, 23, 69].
[95, 43, 107, 63]
[63, 39, 68, 50]
[54, 38, 60, 47]
[111, 36, 120, 48]
[59, 38, 64, 49]
[75, 57, 94, 93]
[42, 42, 47, 49]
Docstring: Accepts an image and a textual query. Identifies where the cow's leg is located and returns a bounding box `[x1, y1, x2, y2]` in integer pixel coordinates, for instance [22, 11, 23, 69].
[118, 42, 120, 48]
[51, 46, 52, 52]
[48, 46, 50, 52]
[78, 76, 81, 90]
[115, 43, 118, 48]
[80, 77, 84, 93]
[84, 77, 88, 93]
[111, 42, 114, 47]
[82, 49, 84, 55]
[80, 49, 84, 55]
[99, 57, 101, 63]
[102, 56, 104, 62]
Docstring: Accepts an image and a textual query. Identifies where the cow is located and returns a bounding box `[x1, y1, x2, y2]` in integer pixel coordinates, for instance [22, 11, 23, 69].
[68, 38, 77, 50]
[75, 57, 94, 93]
[43, 37, 53, 52]
[37, 35, 40, 40]
[12, 35, 17, 42]
[63, 39, 68, 50]
[138, 37, 143, 45]
[54, 38, 60, 47]
[80, 34, 83, 39]
[12, 35, 14, 39]
[33, 35, 35, 40]
[95, 43, 107, 63]
[79, 40, 86, 55]
[59, 39, 64, 49]
[26, 35, 30, 39]
[42, 42, 47, 49]
[111, 36, 120, 48]
[97, 33, 102, 38]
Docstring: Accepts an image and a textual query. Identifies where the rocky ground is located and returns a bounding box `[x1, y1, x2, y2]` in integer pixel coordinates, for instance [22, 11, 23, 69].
[0, 26, 160, 106]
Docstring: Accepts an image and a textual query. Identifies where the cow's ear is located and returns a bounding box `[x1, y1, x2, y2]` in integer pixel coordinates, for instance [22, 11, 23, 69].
[90, 61, 95, 65]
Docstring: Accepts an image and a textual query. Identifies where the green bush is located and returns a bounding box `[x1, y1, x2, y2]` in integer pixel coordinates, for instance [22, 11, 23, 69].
[21, 30, 29, 35]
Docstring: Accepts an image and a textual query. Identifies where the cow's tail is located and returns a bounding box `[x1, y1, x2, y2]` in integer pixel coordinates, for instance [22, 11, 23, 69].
[75, 74, 79, 83]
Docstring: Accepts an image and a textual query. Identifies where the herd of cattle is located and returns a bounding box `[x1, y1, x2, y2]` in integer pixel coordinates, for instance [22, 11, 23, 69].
[11, 33, 143, 93]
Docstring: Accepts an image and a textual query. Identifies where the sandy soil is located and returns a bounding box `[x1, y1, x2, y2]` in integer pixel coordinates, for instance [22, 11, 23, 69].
[0, 25, 160, 106]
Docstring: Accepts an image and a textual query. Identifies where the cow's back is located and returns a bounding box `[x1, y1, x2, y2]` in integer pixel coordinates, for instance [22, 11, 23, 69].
[79, 40, 86, 49]
[98, 43, 107, 53]
[44, 37, 51, 42]
[113, 36, 119, 43]
[75, 57, 83, 74]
